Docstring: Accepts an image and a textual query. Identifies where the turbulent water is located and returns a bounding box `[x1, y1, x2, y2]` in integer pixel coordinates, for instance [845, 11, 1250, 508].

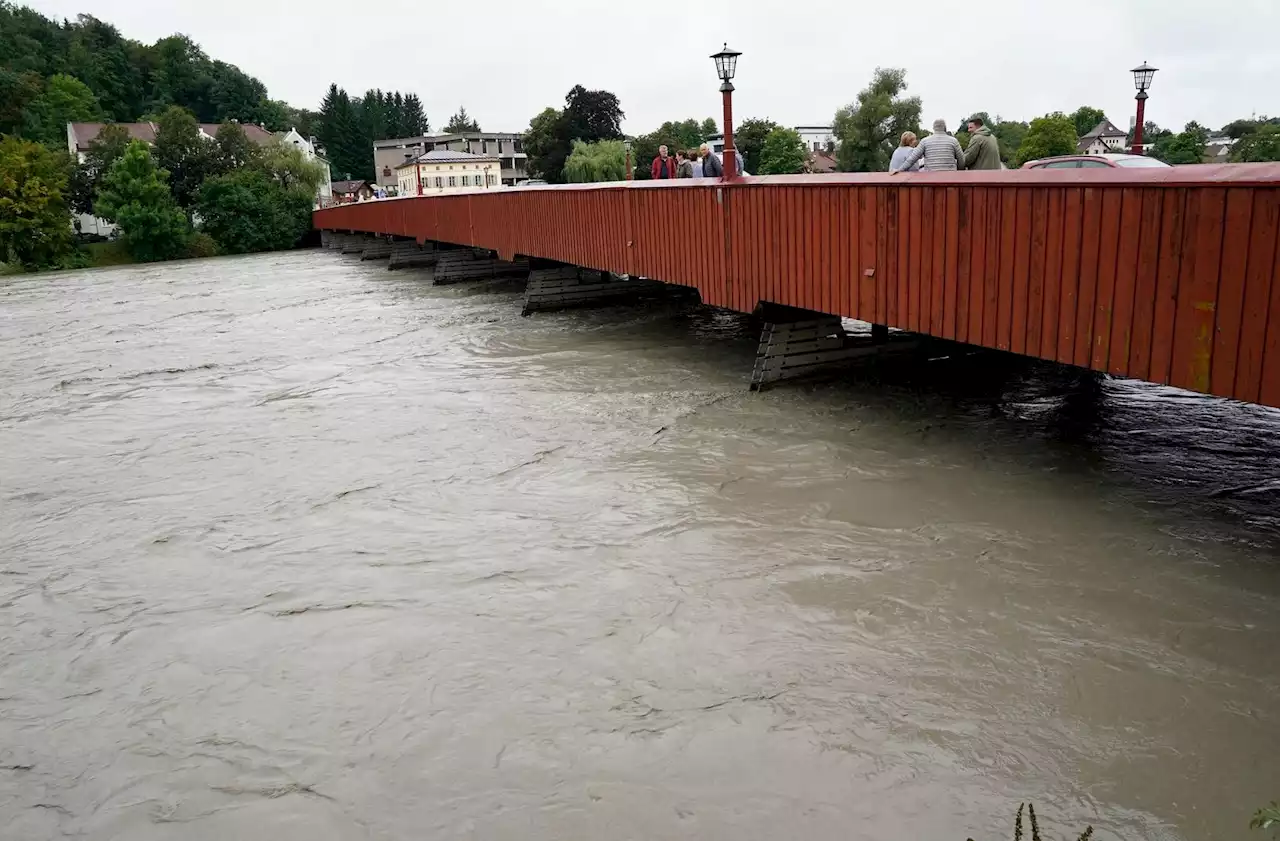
[2, 250, 1278, 841]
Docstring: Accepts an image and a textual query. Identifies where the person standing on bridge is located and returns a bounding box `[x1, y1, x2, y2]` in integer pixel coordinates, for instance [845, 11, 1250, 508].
[689, 149, 704, 177]
[699, 143, 724, 178]
[893, 119, 965, 173]
[676, 150, 695, 178]
[651, 145, 679, 179]
[890, 131, 922, 172]
[963, 116, 1003, 170]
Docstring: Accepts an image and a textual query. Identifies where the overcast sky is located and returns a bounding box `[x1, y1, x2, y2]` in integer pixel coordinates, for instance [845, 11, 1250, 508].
[27, 0, 1280, 136]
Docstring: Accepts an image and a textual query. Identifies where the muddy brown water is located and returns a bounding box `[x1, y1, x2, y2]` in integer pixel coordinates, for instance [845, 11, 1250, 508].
[2, 250, 1278, 841]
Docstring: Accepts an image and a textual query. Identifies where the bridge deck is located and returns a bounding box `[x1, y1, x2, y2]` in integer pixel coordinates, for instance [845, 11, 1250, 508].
[314, 165, 1280, 409]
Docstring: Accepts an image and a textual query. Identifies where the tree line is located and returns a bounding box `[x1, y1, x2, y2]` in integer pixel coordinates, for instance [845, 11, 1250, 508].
[0, 2, 316, 145]
[1, 105, 325, 270]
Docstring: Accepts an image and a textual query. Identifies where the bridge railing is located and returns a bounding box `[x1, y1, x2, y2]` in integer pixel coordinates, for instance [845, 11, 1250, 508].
[315, 165, 1280, 408]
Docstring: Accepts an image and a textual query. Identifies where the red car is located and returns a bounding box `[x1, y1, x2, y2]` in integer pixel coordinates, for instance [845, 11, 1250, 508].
[1021, 153, 1170, 170]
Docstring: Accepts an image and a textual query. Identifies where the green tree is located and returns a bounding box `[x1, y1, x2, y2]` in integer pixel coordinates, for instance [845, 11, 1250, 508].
[833, 67, 922, 172]
[757, 127, 807, 174]
[152, 105, 216, 211]
[0, 135, 73, 269]
[733, 117, 778, 174]
[701, 117, 717, 137]
[69, 122, 130, 215]
[213, 121, 260, 172]
[22, 73, 103, 148]
[1069, 106, 1107, 139]
[0, 69, 43, 136]
[992, 119, 1028, 162]
[401, 94, 428, 135]
[564, 139, 626, 183]
[95, 140, 189, 261]
[1014, 112, 1078, 166]
[523, 106, 565, 181]
[196, 169, 312, 253]
[317, 83, 365, 180]
[630, 118, 713, 179]
[1150, 121, 1209, 165]
[1230, 124, 1280, 162]
[444, 106, 480, 133]
[254, 138, 325, 194]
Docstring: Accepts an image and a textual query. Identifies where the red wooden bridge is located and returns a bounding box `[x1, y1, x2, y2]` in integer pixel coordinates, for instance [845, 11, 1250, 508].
[314, 165, 1280, 408]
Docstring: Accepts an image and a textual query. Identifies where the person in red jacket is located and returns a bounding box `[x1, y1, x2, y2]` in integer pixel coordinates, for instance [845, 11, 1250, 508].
[651, 145, 678, 179]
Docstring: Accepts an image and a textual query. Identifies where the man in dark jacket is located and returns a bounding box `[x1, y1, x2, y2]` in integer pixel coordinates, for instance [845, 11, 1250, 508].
[964, 117, 1003, 170]
[699, 143, 723, 178]
[651, 145, 678, 179]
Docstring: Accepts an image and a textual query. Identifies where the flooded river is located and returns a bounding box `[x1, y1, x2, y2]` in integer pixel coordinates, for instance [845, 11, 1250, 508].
[2, 250, 1278, 840]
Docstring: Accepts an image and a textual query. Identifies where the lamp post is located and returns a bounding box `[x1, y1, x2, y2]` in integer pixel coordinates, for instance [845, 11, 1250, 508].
[711, 43, 742, 180]
[624, 139, 633, 181]
[1130, 62, 1158, 156]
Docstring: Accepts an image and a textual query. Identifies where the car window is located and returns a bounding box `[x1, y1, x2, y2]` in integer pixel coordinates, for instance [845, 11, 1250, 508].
[1112, 156, 1171, 168]
[1039, 161, 1079, 169]
[1077, 160, 1112, 168]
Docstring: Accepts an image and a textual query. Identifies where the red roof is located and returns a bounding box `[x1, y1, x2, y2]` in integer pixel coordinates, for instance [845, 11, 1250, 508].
[807, 151, 839, 174]
[69, 121, 277, 152]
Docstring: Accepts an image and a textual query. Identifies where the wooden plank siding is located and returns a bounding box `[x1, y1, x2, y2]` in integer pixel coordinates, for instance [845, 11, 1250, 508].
[315, 166, 1280, 409]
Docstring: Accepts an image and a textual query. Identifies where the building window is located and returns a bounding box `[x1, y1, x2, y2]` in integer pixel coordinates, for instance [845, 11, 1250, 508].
[448, 176, 456, 187]
[487, 174, 495, 186]
[435, 177, 443, 188]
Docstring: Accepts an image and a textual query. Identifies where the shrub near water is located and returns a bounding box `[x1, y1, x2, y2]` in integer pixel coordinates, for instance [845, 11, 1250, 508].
[195, 170, 313, 254]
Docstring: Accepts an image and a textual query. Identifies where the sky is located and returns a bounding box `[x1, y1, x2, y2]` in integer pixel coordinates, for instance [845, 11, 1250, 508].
[26, 0, 1280, 136]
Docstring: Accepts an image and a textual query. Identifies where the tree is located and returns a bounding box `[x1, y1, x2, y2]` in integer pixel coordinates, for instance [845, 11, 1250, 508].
[21, 73, 103, 148]
[152, 105, 216, 211]
[832, 67, 922, 172]
[701, 118, 717, 137]
[401, 94, 427, 135]
[213, 121, 260, 172]
[1231, 124, 1280, 162]
[94, 140, 189, 261]
[563, 85, 623, 142]
[1069, 106, 1107, 139]
[757, 127, 808, 174]
[317, 83, 364, 180]
[728, 118, 777, 174]
[523, 106, 565, 181]
[1150, 121, 1209, 165]
[196, 169, 312, 253]
[563, 139, 626, 183]
[1014, 113, 1078, 166]
[444, 106, 480, 133]
[0, 135, 73, 269]
[254, 138, 325, 194]
[69, 122, 130, 215]
[992, 119, 1028, 163]
[0, 69, 43, 136]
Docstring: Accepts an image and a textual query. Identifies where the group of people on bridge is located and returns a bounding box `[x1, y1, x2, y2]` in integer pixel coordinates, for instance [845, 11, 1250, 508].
[650, 143, 745, 179]
[890, 116, 1004, 173]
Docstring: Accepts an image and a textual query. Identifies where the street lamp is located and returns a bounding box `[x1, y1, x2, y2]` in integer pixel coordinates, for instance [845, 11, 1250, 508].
[624, 139, 633, 181]
[1130, 61, 1158, 156]
[711, 43, 742, 180]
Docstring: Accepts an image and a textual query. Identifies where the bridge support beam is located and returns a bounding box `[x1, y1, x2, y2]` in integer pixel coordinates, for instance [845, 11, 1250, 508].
[432, 251, 530, 285]
[340, 234, 369, 255]
[750, 312, 916, 391]
[387, 240, 438, 270]
[360, 237, 393, 260]
[521, 268, 670, 316]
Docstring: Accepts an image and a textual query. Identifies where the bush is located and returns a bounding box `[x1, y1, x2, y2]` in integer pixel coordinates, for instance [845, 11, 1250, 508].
[94, 141, 190, 262]
[184, 231, 219, 259]
[196, 170, 313, 254]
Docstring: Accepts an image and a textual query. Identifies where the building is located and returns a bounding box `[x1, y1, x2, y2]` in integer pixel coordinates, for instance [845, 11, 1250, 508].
[797, 125, 836, 154]
[395, 150, 503, 195]
[331, 180, 374, 203]
[375, 132, 527, 189]
[275, 127, 333, 206]
[1077, 119, 1128, 155]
